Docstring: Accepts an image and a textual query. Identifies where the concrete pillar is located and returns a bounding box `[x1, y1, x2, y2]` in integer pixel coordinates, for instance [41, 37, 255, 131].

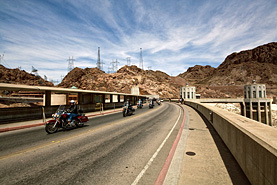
[91, 94, 94, 104]
[250, 101, 253, 119]
[265, 102, 269, 125]
[257, 101, 261, 122]
[110, 94, 113, 103]
[241, 102, 246, 116]
[269, 101, 272, 126]
[66, 93, 69, 105]
[78, 92, 83, 105]
[45, 90, 51, 107]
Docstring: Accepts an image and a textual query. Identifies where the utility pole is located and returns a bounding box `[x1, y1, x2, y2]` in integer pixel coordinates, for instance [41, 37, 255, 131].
[139, 48, 144, 69]
[67, 56, 75, 72]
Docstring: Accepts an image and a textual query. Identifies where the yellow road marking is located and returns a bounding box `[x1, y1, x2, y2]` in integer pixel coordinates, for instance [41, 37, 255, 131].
[0, 104, 165, 160]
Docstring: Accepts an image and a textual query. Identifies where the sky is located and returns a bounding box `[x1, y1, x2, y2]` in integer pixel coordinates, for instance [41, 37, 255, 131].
[0, 0, 277, 83]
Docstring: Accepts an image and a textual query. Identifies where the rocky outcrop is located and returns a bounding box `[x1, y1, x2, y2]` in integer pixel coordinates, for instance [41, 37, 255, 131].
[0, 65, 53, 86]
[205, 42, 277, 86]
[178, 42, 277, 98]
[178, 65, 215, 84]
[58, 65, 186, 98]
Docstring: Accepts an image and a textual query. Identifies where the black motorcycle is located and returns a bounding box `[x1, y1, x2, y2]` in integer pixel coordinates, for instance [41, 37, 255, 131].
[123, 104, 135, 117]
[149, 100, 154, 109]
[137, 101, 143, 109]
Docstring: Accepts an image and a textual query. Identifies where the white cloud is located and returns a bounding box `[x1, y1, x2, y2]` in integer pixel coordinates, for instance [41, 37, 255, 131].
[0, 0, 276, 82]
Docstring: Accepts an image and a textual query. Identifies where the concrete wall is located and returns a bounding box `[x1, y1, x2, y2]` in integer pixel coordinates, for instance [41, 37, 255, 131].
[0, 106, 59, 124]
[185, 101, 277, 185]
[0, 102, 124, 124]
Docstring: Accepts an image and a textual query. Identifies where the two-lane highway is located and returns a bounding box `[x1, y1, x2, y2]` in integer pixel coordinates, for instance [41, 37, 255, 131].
[0, 103, 184, 185]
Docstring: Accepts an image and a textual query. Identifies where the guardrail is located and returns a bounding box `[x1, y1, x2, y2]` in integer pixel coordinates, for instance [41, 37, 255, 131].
[185, 100, 277, 185]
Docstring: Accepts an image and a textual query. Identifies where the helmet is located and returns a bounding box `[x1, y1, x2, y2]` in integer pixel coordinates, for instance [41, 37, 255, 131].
[70, 100, 75, 104]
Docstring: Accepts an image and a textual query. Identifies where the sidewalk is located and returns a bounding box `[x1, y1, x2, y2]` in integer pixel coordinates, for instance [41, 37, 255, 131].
[164, 104, 250, 185]
[0, 108, 123, 133]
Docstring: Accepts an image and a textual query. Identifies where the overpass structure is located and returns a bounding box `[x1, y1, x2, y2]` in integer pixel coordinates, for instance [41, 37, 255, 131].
[0, 83, 146, 123]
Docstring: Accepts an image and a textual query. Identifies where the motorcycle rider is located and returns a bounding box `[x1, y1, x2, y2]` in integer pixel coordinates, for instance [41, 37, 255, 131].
[67, 100, 78, 125]
[125, 99, 133, 111]
[138, 99, 143, 107]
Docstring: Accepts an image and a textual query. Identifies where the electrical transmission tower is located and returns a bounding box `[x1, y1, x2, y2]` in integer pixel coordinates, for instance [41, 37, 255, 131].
[67, 56, 75, 72]
[111, 59, 120, 72]
[96, 47, 105, 71]
[139, 48, 144, 69]
[126, 57, 131, 66]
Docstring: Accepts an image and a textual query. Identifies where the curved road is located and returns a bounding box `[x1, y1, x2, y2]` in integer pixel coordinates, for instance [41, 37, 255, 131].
[0, 103, 184, 185]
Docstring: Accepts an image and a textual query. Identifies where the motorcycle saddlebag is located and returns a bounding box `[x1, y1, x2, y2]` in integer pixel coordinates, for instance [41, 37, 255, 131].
[78, 116, 88, 122]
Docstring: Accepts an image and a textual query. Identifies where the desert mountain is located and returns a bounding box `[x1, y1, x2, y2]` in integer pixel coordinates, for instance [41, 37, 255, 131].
[178, 65, 215, 84]
[58, 65, 186, 98]
[59, 42, 276, 99]
[203, 42, 277, 86]
[0, 64, 54, 86]
[178, 42, 277, 98]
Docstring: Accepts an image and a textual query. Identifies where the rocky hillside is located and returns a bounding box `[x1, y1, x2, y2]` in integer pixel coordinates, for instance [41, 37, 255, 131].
[204, 42, 277, 86]
[0, 65, 54, 86]
[178, 42, 277, 98]
[58, 65, 186, 98]
[178, 65, 215, 84]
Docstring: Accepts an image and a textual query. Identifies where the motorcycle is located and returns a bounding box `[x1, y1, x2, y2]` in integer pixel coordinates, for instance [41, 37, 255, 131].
[45, 105, 88, 134]
[149, 101, 154, 109]
[137, 102, 143, 109]
[123, 104, 135, 117]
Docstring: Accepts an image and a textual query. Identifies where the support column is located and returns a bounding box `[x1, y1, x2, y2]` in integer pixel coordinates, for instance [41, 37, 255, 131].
[265, 102, 269, 125]
[269, 101, 272, 126]
[257, 101, 261, 122]
[78, 92, 83, 105]
[110, 94, 113, 103]
[45, 90, 51, 107]
[241, 102, 246, 116]
[250, 101, 253, 119]
[66, 93, 69, 105]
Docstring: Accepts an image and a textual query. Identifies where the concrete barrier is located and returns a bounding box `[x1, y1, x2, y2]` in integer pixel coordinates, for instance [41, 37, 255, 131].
[0, 102, 124, 124]
[185, 101, 277, 185]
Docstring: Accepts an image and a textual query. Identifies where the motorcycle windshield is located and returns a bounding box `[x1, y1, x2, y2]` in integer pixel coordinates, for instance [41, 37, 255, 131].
[56, 105, 65, 113]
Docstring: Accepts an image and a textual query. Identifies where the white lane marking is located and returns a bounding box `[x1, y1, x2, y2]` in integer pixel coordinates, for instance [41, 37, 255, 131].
[131, 106, 182, 185]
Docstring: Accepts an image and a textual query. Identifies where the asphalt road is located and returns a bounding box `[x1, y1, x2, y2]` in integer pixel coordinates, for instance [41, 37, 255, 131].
[0, 102, 184, 185]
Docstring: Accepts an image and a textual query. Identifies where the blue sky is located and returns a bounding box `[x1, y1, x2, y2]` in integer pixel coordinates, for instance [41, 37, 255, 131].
[0, 0, 276, 82]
